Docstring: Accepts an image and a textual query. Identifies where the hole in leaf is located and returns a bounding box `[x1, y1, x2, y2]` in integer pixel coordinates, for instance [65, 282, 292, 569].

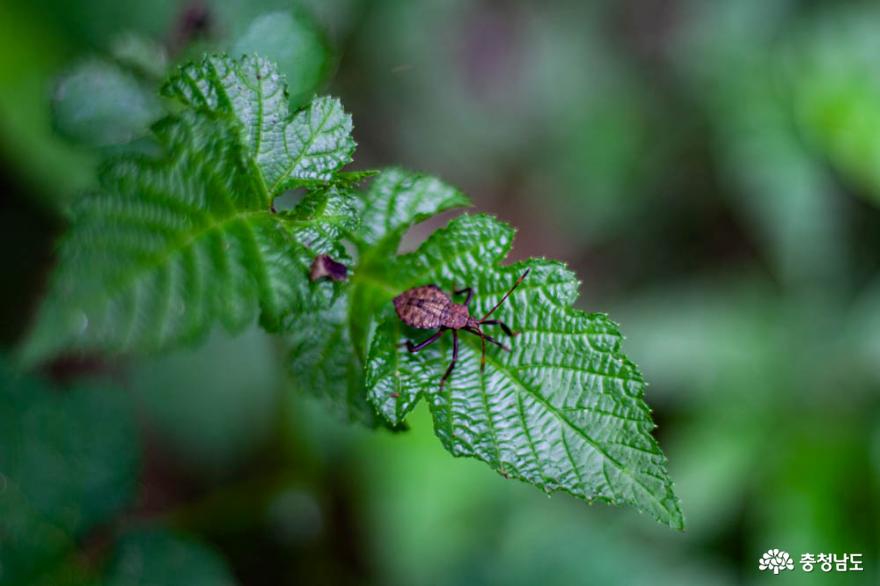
[273, 187, 307, 212]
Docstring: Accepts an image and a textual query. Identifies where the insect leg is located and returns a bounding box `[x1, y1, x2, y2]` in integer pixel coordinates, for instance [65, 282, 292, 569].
[454, 287, 474, 305]
[405, 328, 446, 352]
[465, 327, 510, 351]
[480, 319, 517, 337]
[440, 330, 459, 389]
[482, 332, 510, 352]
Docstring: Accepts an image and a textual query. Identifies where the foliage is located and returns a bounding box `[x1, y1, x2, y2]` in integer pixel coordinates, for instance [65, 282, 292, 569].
[44, 6, 331, 202]
[52, 58, 162, 148]
[364, 214, 681, 527]
[5, 1, 880, 583]
[0, 362, 234, 585]
[785, 6, 880, 205]
[18, 52, 681, 529]
[285, 168, 470, 425]
[21, 55, 356, 362]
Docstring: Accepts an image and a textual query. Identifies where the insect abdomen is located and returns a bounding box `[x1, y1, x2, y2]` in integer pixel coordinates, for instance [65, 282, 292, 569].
[394, 285, 450, 329]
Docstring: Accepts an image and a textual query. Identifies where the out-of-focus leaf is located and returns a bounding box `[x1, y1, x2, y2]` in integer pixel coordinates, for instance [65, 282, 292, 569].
[24, 0, 178, 48]
[130, 325, 282, 476]
[347, 2, 666, 246]
[611, 278, 787, 403]
[0, 2, 96, 207]
[0, 367, 138, 536]
[110, 32, 168, 80]
[675, 0, 845, 289]
[21, 55, 357, 364]
[846, 276, 880, 385]
[786, 8, 880, 206]
[471, 500, 725, 586]
[0, 483, 81, 586]
[0, 362, 138, 585]
[0, 363, 239, 584]
[284, 294, 372, 424]
[104, 529, 237, 586]
[52, 59, 163, 148]
[364, 214, 683, 528]
[232, 10, 331, 106]
[757, 418, 871, 560]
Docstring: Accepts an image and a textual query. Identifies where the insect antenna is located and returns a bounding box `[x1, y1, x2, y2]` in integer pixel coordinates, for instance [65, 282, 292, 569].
[480, 268, 530, 321]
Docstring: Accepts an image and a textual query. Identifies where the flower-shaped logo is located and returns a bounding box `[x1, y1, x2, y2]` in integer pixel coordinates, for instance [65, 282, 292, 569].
[759, 549, 795, 574]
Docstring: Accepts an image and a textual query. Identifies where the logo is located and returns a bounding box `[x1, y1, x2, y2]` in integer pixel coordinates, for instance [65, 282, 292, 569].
[758, 549, 863, 574]
[759, 549, 794, 574]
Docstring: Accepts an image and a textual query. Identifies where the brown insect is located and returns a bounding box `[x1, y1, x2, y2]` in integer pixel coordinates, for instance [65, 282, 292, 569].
[393, 269, 530, 389]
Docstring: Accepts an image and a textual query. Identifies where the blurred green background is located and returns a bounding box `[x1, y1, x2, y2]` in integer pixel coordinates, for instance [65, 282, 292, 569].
[2, 0, 880, 584]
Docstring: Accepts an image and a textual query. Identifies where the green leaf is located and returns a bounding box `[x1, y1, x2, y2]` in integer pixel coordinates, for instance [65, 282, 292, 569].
[104, 529, 237, 586]
[0, 362, 139, 585]
[162, 54, 355, 195]
[283, 293, 373, 423]
[284, 186, 359, 257]
[109, 32, 169, 80]
[232, 9, 330, 106]
[21, 56, 357, 363]
[52, 58, 163, 147]
[351, 166, 471, 249]
[349, 168, 471, 357]
[283, 168, 470, 422]
[364, 214, 683, 529]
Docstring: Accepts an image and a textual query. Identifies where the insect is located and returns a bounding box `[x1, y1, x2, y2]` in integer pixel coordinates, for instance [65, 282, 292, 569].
[393, 269, 530, 389]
